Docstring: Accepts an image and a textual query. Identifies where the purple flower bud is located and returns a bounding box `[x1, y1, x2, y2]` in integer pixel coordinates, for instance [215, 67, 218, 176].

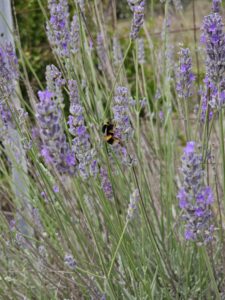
[53, 185, 59, 193]
[64, 253, 76, 270]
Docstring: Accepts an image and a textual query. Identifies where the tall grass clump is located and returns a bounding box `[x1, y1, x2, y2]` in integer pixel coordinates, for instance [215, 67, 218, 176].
[1, 0, 225, 298]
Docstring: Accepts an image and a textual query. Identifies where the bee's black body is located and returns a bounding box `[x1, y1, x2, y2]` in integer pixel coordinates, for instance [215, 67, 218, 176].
[102, 121, 118, 145]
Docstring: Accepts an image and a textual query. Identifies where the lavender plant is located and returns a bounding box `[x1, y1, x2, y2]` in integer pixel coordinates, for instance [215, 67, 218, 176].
[1, 0, 225, 299]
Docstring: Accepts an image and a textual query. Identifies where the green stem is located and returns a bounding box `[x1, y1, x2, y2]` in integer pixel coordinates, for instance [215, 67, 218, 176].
[219, 110, 225, 210]
[107, 220, 129, 279]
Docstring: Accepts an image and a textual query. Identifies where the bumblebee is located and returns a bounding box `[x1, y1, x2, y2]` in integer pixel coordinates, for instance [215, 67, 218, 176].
[102, 121, 120, 145]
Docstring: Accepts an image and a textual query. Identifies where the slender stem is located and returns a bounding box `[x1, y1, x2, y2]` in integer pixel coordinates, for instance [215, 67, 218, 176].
[219, 110, 225, 210]
[107, 220, 129, 279]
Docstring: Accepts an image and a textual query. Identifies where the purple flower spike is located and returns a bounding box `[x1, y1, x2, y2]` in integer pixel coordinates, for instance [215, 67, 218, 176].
[212, 0, 221, 13]
[47, 0, 70, 57]
[112, 87, 133, 142]
[68, 80, 98, 179]
[201, 12, 225, 85]
[100, 168, 113, 200]
[0, 43, 18, 129]
[177, 141, 214, 244]
[129, 0, 145, 40]
[36, 90, 76, 174]
[176, 47, 195, 100]
[109, 86, 135, 165]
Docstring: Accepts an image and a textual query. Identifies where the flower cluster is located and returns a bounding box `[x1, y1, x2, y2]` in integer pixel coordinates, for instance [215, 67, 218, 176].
[68, 80, 98, 179]
[127, 189, 140, 220]
[111, 87, 134, 165]
[212, 0, 221, 13]
[36, 90, 76, 174]
[100, 168, 113, 200]
[64, 253, 76, 270]
[129, 0, 145, 40]
[0, 43, 18, 96]
[177, 141, 214, 243]
[47, 0, 70, 56]
[47, 0, 80, 57]
[201, 12, 225, 85]
[112, 87, 133, 142]
[200, 76, 225, 111]
[45, 64, 66, 105]
[176, 47, 195, 99]
[0, 43, 19, 130]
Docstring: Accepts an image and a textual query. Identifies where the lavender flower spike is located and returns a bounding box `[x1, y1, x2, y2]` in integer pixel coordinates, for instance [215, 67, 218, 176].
[0, 42, 18, 97]
[45, 64, 66, 105]
[201, 12, 225, 84]
[47, 0, 70, 57]
[176, 47, 195, 99]
[112, 87, 133, 142]
[100, 168, 113, 200]
[111, 87, 134, 165]
[36, 90, 76, 174]
[212, 0, 221, 13]
[68, 80, 98, 179]
[177, 141, 214, 244]
[0, 42, 18, 129]
[129, 1, 145, 40]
